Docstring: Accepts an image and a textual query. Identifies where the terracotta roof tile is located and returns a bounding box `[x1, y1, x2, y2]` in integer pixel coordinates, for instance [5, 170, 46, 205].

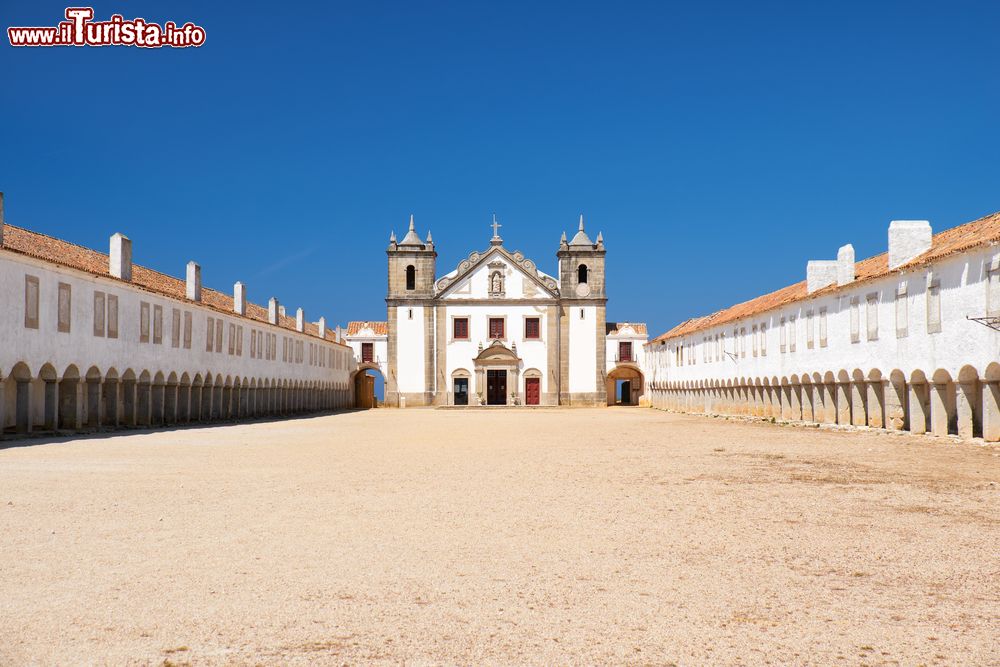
[1, 225, 347, 346]
[347, 321, 388, 336]
[651, 211, 1000, 344]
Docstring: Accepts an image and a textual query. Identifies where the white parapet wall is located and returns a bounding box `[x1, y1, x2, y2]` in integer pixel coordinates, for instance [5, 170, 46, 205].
[646, 212, 1000, 442]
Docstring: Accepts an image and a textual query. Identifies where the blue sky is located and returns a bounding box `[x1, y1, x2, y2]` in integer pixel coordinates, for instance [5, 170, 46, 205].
[2, 1, 999, 337]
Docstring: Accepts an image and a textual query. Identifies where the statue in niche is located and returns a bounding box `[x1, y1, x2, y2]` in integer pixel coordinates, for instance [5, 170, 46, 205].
[490, 271, 504, 296]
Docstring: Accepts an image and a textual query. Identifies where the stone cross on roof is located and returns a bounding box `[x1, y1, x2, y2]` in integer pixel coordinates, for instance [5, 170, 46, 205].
[490, 212, 503, 246]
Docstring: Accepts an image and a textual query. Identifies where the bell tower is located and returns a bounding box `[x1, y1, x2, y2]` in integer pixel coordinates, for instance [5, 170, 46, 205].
[556, 215, 607, 406]
[387, 215, 436, 298]
[386, 215, 437, 407]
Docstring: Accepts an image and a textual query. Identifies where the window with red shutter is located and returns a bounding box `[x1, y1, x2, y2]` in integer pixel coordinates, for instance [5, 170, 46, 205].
[362, 342, 374, 362]
[488, 317, 505, 339]
[453, 317, 469, 339]
[619, 341, 633, 362]
[525, 317, 540, 339]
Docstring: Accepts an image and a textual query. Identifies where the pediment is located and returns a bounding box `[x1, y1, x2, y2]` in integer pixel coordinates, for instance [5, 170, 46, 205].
[436, 246, 559, 299]
[474, 341, 520, 365]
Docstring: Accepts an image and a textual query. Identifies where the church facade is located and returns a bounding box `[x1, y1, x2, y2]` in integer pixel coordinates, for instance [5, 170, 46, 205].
[384, 215, 610, 407]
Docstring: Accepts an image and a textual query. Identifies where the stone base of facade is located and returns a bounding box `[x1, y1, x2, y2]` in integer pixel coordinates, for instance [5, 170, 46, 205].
[386, 390, 606, 407]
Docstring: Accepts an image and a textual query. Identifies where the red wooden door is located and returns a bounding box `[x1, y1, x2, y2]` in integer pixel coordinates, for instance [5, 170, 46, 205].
[525, 378, 540, 405]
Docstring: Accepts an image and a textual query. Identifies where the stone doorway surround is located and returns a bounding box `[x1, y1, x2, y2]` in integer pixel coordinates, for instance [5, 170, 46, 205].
[473, 340, 520, 406]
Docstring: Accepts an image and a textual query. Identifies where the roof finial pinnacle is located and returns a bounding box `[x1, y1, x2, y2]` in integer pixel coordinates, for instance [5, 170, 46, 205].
[579, 214, 585, 231]
[491, 212, 502, 240]
[408, 214, 415, 231]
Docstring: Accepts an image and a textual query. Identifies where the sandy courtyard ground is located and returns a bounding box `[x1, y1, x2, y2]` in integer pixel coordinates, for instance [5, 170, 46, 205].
[0, 408, 997, 666]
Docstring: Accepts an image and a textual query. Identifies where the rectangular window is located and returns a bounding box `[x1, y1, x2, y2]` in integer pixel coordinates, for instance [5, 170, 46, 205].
[362, 342, 374, 363]
[819, 307, 828, 347]
[988, 260, 1000, 316]
[171, 308, 181, 348]
[152, 305, 163, 344]
[140, 301, 150, 343]
[619, 341, 633, 362]
[788, 317, 796, 353]
[866, 293, 879, 341]
[57, 282, 72, 333]
[850, 297, 860, 343]
[206, 317, 215, 352]
[740, 327, 746, 358]
[752, 324, 758, 357]
[806, 310, 814, 349]
[780, 317, 787, 353]
[489, 317, 505, 339]
[107, 294, 118, 339]
[524, 317, 540, 340]
[453, 317, 469, 340]
[759, 323, 766, 356]
[93, 291, 106, 337]
[215, 320, 223, 353]
[228, 323, 235, 355]
[895, 283, 908, 338]
[927, 278, 942, 333]
[24, 275, 40, 329]
[579, 308, 585, 320]
[250, 329, 257, 358]
[183, 311, 192, 349]
[236, 326, 243, 356]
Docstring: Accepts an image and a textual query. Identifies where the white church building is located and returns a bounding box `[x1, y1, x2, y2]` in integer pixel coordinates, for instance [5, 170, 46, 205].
[370, 215, 647, 407]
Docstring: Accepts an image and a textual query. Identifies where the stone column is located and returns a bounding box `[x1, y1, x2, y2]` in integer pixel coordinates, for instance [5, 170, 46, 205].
[884, 379, 906, 431]
[824, 384, 837, 424]
[909, 382, 927, 435]
[86, 378, 102, 428]
[16, 380, 31, 434]
[790, 385, 802, 421]
[982, 381, 1000, 442]
[836, 382, 851, 425]
[101, 379, 118, 427]
[850, 381, 867, 426]
[866, 381, 884, 429]
[930, 382, 950, 436]
[164, 382, 177, 425]
[956, 381, 977, 440]
[800, 385, 812, 422]
[122, 379, 137, 426]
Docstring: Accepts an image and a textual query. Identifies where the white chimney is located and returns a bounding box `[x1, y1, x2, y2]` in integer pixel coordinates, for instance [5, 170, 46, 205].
[186, 261, 201, 301]
[318, 316, 327, 339]
[888, 220, 932, 270]
[278, 305, 286, 318]
[268, 297, 279, 324]
[233, 281, 246, 315]
[837, 244, 855, 286]
[109, 233, 132, 281]
[806, 260, 838, 294]
[296, 308, 304, 332]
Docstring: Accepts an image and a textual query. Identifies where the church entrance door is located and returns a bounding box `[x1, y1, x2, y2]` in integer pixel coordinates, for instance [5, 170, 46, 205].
[454, 378, 469, 405]
[487, 370, 507, 405]
[525, 378, 540, 405]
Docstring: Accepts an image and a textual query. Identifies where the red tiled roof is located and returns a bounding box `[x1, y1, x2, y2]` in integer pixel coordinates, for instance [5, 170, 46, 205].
[651, 210, 1000, 344]
[347, 321, 387, 336]
[606, 322, 647, 335]
[1, 225, 347, 346]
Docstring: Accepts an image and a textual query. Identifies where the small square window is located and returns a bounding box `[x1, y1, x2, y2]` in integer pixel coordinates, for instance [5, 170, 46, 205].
[489, 317, 505, 339]
[525, 317, 540, 340]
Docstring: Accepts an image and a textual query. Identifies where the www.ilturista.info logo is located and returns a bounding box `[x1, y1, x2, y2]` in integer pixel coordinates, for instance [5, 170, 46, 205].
[8, 7, 206, 48]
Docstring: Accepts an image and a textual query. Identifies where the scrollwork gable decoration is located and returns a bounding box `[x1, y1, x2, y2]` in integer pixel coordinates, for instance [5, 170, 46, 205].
[487, 260, 506, 297]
